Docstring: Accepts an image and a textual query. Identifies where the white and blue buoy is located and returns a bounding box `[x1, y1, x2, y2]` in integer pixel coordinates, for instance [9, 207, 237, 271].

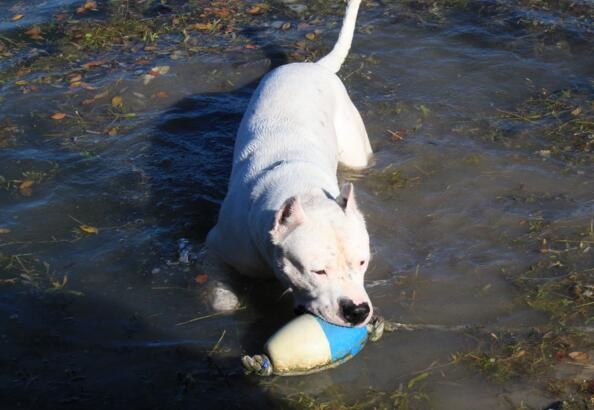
[242, 314, 383, 376]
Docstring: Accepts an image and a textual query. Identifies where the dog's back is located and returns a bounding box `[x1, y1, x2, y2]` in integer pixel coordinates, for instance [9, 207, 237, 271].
[208, 0, 370, 277]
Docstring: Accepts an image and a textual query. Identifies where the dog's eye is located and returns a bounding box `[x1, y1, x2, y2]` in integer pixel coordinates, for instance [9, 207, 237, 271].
[313, 269, 326, 275]
[359, 260, 366, 266]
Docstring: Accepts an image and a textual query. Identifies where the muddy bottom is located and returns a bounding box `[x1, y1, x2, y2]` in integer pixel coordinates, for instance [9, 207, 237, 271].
[0, 0, 593, 409]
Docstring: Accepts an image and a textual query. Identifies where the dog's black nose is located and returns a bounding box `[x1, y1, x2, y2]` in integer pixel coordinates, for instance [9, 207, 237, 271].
[339, 299, 370, 325]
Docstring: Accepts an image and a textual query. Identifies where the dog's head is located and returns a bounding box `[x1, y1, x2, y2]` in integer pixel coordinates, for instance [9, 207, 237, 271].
[270, 183, 372, 327]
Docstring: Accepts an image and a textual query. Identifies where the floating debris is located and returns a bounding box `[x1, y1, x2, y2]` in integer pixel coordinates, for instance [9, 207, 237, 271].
[178, 238, 199, 265]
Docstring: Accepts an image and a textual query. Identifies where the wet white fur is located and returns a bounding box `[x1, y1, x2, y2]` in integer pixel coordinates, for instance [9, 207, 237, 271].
[206, 0, 373, 326]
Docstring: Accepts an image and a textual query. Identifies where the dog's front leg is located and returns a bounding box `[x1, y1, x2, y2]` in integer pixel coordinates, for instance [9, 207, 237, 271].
[195, 245, 241, 312]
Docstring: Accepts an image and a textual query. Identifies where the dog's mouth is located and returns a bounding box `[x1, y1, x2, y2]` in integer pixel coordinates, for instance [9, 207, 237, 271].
[294, 304, 363, 327]
[294, 305, 308, 316]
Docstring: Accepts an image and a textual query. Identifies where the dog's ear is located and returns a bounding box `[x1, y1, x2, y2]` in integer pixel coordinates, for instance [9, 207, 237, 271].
[337, 183, 359, 213]
[270, 196, 306, 244]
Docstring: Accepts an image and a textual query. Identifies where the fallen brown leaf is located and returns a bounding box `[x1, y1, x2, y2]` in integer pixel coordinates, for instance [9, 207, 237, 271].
[195, 274, 209, 284]
[93, 90, 109, 100]
[19, 180, 33, 196]
[148, 66, 170, 77]
[50, 112, 66, 120]
[82, 60, 107, 69]
[19, 180, 34, 190]
[79, 225, 98, 234]
[247, 3, 269, 14]
[77, 0, 97, 14]
[11, 14, 24, 22]
[25, 26, 43, 40]
[568, 351, 590, 363]
[0, 278, 17, 285]
[16, 67, 32, 77]
[192, 22, 215, 31]
[210, 8, 231, 18]
[143, 66, 170, 85]
[111, 96, 123, 108]
[68, 74, 82, 83]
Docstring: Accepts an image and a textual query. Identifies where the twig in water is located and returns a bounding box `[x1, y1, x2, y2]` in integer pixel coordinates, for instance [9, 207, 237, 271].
[208, 330, 226, 357]
[176, 306, 246, 326]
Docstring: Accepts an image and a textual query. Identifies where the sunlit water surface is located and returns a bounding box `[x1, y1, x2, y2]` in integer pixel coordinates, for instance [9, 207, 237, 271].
[1, 0, 592, 408]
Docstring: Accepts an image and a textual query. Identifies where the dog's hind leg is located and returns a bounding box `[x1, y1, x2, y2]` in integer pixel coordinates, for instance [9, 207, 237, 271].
[315, 0, 370, 169]
[334, 94, 372, 169]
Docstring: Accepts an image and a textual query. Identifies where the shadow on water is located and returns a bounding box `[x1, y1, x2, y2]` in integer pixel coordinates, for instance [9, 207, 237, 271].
[1, 29, 296, 410]
[1, 289, 283, 409]
[148, 86, 245, 239]
[146, 25, 290, 240]
[137, 32, 298, 407]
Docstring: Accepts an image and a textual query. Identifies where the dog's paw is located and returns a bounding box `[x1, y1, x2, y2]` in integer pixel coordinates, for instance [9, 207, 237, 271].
[209, 282, 240, 312]
[367, 315, 384, 342]
[241, 354, 273, 376]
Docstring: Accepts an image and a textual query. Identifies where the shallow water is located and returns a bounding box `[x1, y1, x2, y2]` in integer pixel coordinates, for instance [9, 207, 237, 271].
[1, 0, 593, 409]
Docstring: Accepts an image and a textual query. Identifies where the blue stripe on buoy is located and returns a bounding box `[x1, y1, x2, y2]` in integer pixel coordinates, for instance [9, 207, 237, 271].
[314, 318, 368, 362]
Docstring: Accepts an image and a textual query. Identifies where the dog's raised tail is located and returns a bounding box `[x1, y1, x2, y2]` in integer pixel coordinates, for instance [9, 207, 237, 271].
[317, 0, 362, 73]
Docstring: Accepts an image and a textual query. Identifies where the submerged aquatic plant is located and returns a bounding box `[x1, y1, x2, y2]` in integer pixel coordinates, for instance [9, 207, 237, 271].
[456, 87, 594, 168]
[454, 219, 594, 405]
[277, 383, 430, 410]
[454, 327, 589, 383]
[498, 88, 594, 166]
[516, 220, 594, 326]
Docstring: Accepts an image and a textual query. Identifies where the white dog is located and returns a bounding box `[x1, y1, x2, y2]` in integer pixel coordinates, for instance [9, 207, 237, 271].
[206, 0, 373, 327]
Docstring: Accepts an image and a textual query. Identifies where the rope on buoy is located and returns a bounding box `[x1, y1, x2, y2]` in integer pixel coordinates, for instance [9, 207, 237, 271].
[367, 315, 385, 342]
[241, 353, 273, 376]
[382, 321, 594, 334]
